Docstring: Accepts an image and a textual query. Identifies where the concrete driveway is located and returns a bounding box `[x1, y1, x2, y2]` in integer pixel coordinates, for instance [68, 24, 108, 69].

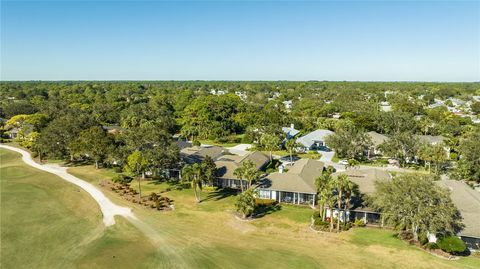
[227, 144, 252, 156]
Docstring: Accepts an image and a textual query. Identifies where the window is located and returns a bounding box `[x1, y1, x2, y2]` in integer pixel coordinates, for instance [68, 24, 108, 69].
[259, 190, 271, 199]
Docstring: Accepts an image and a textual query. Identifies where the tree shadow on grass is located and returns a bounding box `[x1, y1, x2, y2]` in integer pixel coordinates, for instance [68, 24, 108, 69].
[254, 204, 282, 218]
[202, 188, 238, 202]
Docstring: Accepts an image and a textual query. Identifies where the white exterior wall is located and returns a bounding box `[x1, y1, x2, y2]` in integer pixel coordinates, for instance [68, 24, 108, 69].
[271, 191, 277, 200]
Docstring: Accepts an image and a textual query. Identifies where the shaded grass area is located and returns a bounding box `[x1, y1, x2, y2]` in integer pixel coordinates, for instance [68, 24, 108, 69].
[3, 150, 479, 269]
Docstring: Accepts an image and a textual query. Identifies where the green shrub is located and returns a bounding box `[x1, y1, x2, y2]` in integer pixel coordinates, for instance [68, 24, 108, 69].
[353, 218, 366, 227]
[255, 198, 276, 206]
[112, 174, 133, 185]
[419, 233, 429, 245]
[150, 192, 158, 202]
[192, 140, 201, 146]
[113, 166, 123, 173]
[311, 214, 330, 230]
[203, 185, 218, 192]
[425, 242, 439, 250]
[437, 236, 466, 254]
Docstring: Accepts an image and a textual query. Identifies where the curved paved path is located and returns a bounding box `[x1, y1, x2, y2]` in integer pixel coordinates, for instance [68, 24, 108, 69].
[0, 145, 134, 226]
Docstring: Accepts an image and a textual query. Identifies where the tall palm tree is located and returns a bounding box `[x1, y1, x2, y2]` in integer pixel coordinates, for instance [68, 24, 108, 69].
[315, 171, 333, 221]
[325, 192, 336, 232]
[233, 165, 246, 192]
[332, 174, 350, 232]
[285, 139, 298, 163]
[182, 163, 204, 203]
[343, 180, 356, 228]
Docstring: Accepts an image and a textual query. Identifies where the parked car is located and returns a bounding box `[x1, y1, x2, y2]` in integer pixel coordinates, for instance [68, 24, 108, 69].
[339, 159, 349, 165]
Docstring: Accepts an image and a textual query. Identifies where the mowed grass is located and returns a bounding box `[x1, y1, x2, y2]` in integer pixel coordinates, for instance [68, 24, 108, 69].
[0, 150, 158, 269]
[69, 165, 480, 269]
[2, 150, 479, 269]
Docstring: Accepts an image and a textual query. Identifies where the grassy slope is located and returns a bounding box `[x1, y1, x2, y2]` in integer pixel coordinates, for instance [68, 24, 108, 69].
[1, 149, 478, 269]
[0, 150, 158, 269]
[69, 165, 480, 269]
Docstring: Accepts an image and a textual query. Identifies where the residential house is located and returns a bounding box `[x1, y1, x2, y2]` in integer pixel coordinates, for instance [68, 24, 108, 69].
[329, 169, 392, 224]
[436, 180, 480, 250]
[366, 131, 389, 157]
[282, 100, 293, 111]
[214, 151, 269, 189]
[417, 135, 450, 156]
[6, 127, 20, 139]
[380, 101, 392, 112]
[180, 145, 225, 164]
[282, 124, 300, 140]
[428, 99, 445, 109]
[256, 159, 325, 207]
[417, 135, 446, 145]
[296, 129, 334, 152]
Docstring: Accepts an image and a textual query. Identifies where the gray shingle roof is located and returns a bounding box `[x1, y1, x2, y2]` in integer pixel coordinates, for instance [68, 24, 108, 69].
[282, 126, 300, 138]
[296, 129, 334, 148]
[215, 151, 269, 180]
[332, 169, 392, 195]
[259, 159, 324, 194]
[416, 135, 446, 145]
[436, 180, 480, 238]
[367, 131, 389, 147]
[181, 145, 225, 164]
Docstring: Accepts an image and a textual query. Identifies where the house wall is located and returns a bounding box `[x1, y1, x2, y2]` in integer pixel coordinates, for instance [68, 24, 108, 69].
[258, 189, 315, 206]
[215, 178, 245, 189]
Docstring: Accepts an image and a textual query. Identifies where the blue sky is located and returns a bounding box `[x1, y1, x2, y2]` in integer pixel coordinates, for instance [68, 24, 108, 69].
[1, 0, 479, 81]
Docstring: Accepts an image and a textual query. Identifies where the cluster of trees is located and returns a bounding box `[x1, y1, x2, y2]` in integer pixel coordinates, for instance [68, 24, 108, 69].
[181, 156, 216, 203]
[315, 167, 357, 232]
[1, 81, 479, 182]
[370, 174, 463, 244]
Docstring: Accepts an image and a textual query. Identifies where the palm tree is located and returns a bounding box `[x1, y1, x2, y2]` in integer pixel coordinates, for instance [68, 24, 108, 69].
[235, 188, 257, 219]
[285, 139, 298, 163]
[325, 192, 336, 232]
[332, 174, 350, 232]
[343, 180, 356, 228]
[315, 171, 333, 221]
[260, 133, 280, 162]
[233, 165, 246, 192]
[182, 163, 204, 203]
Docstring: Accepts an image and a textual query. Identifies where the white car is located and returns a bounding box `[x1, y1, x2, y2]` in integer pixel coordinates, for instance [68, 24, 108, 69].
[338, 159, 349, 165]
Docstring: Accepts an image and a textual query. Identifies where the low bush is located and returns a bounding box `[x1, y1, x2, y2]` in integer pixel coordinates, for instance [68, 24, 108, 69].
[399, 231, 414, 241]
[425, 242, 439, 250]
[419, 233, 429, 245]
[255, 198, 276, 206]
[150, 192, 158, 201]
[192, 140, 201, 146]
[312, 214, 330, 230]
[437, 236, 466, 254]
[112, 174, 133, 185]
[353, 218, 366, 227]
[203, 185, 218, 192]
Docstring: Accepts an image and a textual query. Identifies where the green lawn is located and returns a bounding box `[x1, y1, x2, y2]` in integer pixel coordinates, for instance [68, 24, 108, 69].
[3, 149, 480, 269]
[0, 149, 159, 269]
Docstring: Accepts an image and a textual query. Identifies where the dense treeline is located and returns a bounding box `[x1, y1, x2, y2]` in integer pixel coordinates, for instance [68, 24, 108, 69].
[1, 81, 479, 181]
